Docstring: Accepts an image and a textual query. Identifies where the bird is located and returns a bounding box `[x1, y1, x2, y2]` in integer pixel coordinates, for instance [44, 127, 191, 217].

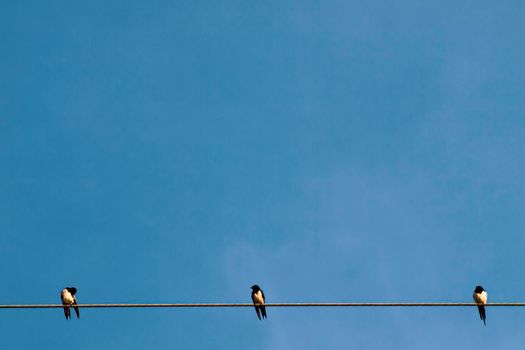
[472, 285, 487, 325]
[61, 287, 80, 320]
[251, 285, 267, 320]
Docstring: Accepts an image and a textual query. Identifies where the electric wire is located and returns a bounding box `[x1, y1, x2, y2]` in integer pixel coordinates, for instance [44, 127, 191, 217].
[0, 302, 523, 309]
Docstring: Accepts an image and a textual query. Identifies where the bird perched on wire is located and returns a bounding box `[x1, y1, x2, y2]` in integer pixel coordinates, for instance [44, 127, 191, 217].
[61, 287, 80, 320]
[251, 285, 267, 320]
[472, 285, 487, 325]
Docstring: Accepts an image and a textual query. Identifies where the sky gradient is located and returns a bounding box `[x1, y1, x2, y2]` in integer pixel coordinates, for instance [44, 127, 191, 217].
[1, 1, 525, 349]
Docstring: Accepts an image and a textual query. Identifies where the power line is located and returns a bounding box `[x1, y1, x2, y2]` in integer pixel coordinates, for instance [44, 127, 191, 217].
[0, 302, 524, 309]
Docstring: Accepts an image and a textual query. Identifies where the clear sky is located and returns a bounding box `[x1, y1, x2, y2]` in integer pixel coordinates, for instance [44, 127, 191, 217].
[1, 1, 524, 349]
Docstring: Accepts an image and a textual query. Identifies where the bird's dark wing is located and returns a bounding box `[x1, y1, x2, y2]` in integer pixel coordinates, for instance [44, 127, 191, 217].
[261, 290, 265, 302]
[261, 305, 267, 319]
[254, 306, 261, 320]
[478, 305, 486, 326]
[73, 300, 80, 319]
[63, 306, 70, 320]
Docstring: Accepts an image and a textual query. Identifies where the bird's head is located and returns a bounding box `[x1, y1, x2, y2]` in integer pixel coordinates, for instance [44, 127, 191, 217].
[474, 285, 485, 293]
[66, 287, 77, 295]
[251, 285, 261, 292]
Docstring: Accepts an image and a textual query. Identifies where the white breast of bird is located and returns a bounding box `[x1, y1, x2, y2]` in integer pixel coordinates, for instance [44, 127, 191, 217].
[252, 291, 264, 304]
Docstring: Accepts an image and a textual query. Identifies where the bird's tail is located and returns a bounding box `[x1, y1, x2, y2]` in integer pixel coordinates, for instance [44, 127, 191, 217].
[478, 305, 486, 326]
[63, 307, 70, 320]
[261, 306, 267, 319]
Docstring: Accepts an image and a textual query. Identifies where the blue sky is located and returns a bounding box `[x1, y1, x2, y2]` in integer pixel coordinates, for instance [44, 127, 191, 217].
[1, 0, 524, 348]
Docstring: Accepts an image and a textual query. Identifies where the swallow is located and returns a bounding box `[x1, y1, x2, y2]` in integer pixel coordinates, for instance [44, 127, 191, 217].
[472, 285, 487, 325]
[251, 285, 267, 320]
[61, 287, 80, 320]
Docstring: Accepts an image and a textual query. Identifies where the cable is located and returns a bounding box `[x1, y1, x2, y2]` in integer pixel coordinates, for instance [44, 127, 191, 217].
[0, 302, 523, 309]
